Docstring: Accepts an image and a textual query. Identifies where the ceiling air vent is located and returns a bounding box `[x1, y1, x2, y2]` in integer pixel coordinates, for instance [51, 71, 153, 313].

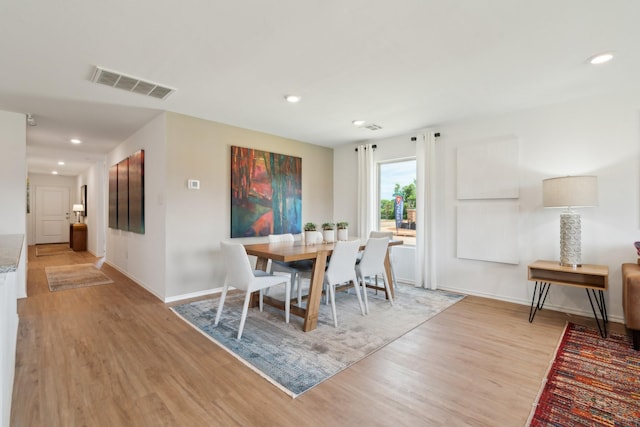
[91, 66, 176, 100]
[364, 124, 382, 131]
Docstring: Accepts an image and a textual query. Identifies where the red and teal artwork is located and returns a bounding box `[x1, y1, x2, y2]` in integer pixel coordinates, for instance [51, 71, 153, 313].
[231, 146, 302, 237]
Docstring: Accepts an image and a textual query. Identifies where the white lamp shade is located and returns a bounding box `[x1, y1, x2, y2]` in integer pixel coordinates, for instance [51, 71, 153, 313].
[542, 176, 598, 208]
[72, 204, 84, 213]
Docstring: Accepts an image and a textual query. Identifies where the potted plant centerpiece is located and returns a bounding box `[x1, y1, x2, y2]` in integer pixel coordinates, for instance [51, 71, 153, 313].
[337, 221, 349, 241]
[321, 222, 335, 243]
[304, 222, 318, 245]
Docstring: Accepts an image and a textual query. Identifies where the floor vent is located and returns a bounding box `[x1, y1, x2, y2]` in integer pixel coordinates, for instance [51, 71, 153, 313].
[91, 66, 176, 100]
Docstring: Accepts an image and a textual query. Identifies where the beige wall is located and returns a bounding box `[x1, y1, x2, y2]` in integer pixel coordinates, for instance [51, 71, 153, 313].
[164, 112, 333, 300]
[106, 112, 334, 301]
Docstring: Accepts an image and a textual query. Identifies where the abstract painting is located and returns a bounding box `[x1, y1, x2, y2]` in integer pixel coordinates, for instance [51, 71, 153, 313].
[231, 146, 301, 237]
[108, 149, 145, 234]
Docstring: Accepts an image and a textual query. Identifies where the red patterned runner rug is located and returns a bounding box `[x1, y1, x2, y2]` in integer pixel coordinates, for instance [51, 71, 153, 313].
[528, 323, 640, 426]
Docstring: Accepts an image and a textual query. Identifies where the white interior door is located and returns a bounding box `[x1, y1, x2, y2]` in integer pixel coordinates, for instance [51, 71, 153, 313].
[35, 186, 70, 244]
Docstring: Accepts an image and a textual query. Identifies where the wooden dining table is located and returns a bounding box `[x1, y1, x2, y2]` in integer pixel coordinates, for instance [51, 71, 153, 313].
[244, 238, 402, 332]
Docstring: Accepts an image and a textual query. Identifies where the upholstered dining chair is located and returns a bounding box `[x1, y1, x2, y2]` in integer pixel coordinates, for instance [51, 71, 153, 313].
[324, 239, 364, 327]
[268, 233, 313, 305]
[356, 236, 393, 314]
[215, 241, 291, 340]
[368, 230, 398, 287]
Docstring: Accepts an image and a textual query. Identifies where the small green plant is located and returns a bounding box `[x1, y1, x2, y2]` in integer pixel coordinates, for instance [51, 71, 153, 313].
[336, 221, 348, 229]
[321, 222, 335, 230]
[304, 222, 317, 231]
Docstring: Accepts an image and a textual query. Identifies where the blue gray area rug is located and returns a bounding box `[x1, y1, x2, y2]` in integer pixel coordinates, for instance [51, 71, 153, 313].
[171, 283, 464, 398]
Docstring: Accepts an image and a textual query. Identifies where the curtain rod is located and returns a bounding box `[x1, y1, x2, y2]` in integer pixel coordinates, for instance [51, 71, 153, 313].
[354, 144, 377, 152]
[354, 132, 441, 151]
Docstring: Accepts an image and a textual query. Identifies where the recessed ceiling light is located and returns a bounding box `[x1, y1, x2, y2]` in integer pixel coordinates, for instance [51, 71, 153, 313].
[352, 120, 366, 127]
[70, 138, 82, 144]
[57, 161, 65, 166]
[284, 95, 301, 103]
[588, 52, 614, 65]
[52, 171, 58, 175]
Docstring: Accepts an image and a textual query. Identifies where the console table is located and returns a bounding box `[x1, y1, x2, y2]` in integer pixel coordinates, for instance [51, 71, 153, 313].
[527, 260, 609, 337]
[69, 223, 87, 251]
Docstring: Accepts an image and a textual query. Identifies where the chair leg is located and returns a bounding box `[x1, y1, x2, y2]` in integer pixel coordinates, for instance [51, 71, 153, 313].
[382, 271, 394, 306]
[285, 281, 291, 323]
[293, 273, 303, 306]
[237, 291, 252, 340]
[351, 277, 366, 316]
[214, 286, 229, 326]
[359, 276, 369, 314]
[633, 330, 640, 351]
[328, 283, 338, 327]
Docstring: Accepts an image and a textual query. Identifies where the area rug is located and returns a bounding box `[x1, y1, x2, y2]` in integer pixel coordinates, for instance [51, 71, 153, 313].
[36, 243, 73, 257]
[171, 283, 464, 398]
[528, 322, 640, 426]
[45, 263, 113, 292]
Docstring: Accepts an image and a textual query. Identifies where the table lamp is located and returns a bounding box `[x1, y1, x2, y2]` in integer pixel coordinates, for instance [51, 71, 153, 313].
[543, 176, 598, 267]
[72, 204, 84, 223]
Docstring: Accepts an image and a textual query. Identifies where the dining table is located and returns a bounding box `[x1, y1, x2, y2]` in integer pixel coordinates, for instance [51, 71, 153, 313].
[243, 237, 402, 332]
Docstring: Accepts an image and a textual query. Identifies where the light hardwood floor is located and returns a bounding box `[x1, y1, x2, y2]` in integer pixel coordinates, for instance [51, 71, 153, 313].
[11, 246, 625, 426]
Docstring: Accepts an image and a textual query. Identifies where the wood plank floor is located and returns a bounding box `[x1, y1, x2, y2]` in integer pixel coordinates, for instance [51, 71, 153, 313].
[11, 246, 626, 426]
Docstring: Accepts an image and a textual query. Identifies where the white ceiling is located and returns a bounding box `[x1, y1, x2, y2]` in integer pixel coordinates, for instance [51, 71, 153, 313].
[2, 1, 639, 176]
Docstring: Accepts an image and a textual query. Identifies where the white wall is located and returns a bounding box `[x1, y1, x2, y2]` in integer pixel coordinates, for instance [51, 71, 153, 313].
[333, 91, 640, 322]
[434, 91, 640, 321]
[78, 160, 107, 257]
[0, 111, 26, 235]
[105, 112, 334, 302]
[106, 113, 167, 300]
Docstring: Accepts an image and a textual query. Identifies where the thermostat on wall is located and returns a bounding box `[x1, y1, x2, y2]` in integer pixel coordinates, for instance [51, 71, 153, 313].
[187, 179, 200, 190]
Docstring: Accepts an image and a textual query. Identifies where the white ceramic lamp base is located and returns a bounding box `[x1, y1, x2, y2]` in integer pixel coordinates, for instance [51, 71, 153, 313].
[559, 211, 581, 267]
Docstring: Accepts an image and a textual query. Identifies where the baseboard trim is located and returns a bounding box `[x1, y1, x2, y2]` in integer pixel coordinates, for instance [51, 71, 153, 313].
[439, 284, 624, 324]
[164, 287, 223, 304]
[103, 261, 164, 302]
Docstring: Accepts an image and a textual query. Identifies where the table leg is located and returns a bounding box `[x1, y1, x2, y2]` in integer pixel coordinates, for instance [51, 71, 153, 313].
[529, 281, 551, 323]
[586, 289, 608, 338]
[383, 250, 396, 299]
[303, 250, 328, 332]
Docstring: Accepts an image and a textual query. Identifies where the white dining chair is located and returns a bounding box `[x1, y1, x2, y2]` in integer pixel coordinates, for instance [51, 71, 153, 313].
[368, 230, 398, 287]
[268, 233, 313, 305]
[324, 239, 364, 327]
[356, 236, 394, 314]
[215, 241, 291, 340]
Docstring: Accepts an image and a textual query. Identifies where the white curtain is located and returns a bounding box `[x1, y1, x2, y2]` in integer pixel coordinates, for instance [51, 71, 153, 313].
[357, 144, 376, 239]
[415, 131, 437, 289]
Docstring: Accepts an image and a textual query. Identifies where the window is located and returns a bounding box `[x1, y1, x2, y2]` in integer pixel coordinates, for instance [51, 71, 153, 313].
[378, 159, 416, 245]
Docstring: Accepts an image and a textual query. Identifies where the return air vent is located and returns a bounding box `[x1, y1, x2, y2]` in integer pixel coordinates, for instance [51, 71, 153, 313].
[91, 66, 176, 100]
[364, 123, 382, 131]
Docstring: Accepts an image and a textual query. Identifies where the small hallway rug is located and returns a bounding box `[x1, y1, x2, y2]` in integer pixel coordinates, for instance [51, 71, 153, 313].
[45, 263, 113, 292]
[528, 323, 640, 426]
[36, 243, 73, 257]
[171, 283, 464, 398]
